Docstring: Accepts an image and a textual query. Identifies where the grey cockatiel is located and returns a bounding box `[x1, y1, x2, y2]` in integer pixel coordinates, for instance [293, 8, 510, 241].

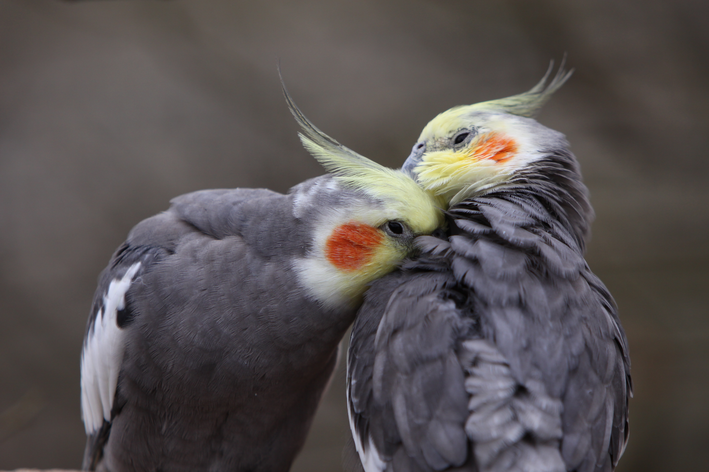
[80, 89, 444, 472]
[347, 66, 632, 472]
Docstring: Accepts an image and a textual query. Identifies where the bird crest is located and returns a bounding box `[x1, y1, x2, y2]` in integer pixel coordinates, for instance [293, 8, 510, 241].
[468, 58, 573, 118]
[406, 60, 573, 205]
[281, 76, 444, 231]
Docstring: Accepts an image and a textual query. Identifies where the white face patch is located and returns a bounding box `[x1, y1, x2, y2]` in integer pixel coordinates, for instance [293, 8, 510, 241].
[418, 112, 564, 205]
[291, 200, 397, 311]
[293, 256, 353, 310]
[292, 204, 364, 311]
[482, 114, 554, 168]
[80, 262, 141, 434]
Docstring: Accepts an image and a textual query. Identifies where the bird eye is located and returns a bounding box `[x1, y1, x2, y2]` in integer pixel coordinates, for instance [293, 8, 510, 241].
[453, 131, 471, 145]
[385, 221, 405, 236]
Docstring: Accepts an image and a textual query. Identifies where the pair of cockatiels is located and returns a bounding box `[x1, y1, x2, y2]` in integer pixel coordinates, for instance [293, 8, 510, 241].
[80, 65, 630, 472]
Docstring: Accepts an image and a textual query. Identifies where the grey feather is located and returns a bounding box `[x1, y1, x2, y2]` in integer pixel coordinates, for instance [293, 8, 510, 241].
[82, 176, 374, 472]
[347, 132, 630, 472]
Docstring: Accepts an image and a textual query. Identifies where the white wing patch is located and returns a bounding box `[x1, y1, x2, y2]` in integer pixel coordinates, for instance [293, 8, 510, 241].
[347, 392, 386, 472]
[81, 262, 142, 434]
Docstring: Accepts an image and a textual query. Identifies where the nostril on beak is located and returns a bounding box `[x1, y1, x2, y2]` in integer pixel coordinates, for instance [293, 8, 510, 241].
[403, 141, 426, 176]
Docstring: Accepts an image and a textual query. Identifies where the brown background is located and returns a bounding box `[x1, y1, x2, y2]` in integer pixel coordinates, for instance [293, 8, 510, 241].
[1, 0, 708, 470]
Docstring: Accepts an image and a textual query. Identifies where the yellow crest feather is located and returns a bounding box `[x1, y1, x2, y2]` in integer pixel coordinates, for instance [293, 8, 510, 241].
[281, 75, 444, 232]
[470, 58, 573, 118]
[410, 59, 573, 206]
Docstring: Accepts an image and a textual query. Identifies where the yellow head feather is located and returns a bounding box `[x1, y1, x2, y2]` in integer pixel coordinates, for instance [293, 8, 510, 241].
[418, 60, 572, 142]
[414, 136, 515, 204]
[468, 59, 573, 118]
[282, 80, 444, 233]
[409, 60, 572, 205]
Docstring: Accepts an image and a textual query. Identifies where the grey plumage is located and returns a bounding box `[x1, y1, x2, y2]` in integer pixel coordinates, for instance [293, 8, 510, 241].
[84, 182, 347, 471]
[80, 82, 444, 471]
[80, 168, 441, 471]
[347, 103, 631, 471]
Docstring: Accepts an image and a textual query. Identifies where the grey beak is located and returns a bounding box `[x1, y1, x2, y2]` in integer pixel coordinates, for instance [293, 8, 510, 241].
[402, 141, 426, 177]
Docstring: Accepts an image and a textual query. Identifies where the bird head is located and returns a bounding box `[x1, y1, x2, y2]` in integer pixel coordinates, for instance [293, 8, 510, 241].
[403, 63, 574, 204]
[402, 63, 593, 247]
[283, 84, 445, 309]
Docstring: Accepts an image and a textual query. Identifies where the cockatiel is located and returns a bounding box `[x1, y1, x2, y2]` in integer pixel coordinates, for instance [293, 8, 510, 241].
[347, 65, 632, 472]
[80, 87, 444, 472]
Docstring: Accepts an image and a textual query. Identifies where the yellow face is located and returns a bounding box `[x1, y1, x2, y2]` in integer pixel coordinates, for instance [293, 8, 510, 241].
[318, 219, 409, 303]
[285, 84, 445, 309]
[405, 64, 573, 205]
[294, 171, 444, 310]
[409, 107, 547, 205]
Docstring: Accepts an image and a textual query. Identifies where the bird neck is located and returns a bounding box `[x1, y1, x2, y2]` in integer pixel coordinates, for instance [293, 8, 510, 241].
[474, 154, 593, 252]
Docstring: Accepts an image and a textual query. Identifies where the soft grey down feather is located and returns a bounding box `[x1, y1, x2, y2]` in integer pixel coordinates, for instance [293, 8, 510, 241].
[347, 146, 631, 472]
[83, 175, 377, 472]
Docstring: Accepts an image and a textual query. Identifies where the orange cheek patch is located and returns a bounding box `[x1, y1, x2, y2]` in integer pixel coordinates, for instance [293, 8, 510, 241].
[325, 223, 383, 272]
[470, 132, 518, 163]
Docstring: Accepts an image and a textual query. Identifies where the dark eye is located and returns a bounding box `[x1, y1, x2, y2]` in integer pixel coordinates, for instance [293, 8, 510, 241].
[453, 131, 470, 145]
[385, 221, 405, 236]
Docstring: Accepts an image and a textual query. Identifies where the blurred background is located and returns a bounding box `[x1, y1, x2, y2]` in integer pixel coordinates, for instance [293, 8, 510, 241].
[0, 0, 707, 470]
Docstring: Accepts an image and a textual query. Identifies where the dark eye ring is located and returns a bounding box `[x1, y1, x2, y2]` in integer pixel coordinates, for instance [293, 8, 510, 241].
[453, 131, 470, 145]
[386, 221, 405, 236]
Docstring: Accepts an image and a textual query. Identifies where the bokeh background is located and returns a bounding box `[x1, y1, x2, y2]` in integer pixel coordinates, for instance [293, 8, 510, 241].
[1, 0, 708, 470]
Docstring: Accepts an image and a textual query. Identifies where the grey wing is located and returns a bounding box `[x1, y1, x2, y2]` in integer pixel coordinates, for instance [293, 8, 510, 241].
[80, 239, 170, 469]
[456, 242, 629, 468]
[557, 272, 632, 472]
[347, 269, 473, 472]
[443, 316, 624, 472]
[350, 278, 630, 472]
[457, 340, 566, 472]
[169, 187, 282, 240]
[81, 187, 285, 470]
[349, 274, 568, 472]
[448, 198, 631, 472]
[349, 208, 631, 472]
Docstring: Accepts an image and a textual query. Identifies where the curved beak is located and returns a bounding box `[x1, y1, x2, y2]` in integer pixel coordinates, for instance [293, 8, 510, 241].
[401, 141, 426, 177]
